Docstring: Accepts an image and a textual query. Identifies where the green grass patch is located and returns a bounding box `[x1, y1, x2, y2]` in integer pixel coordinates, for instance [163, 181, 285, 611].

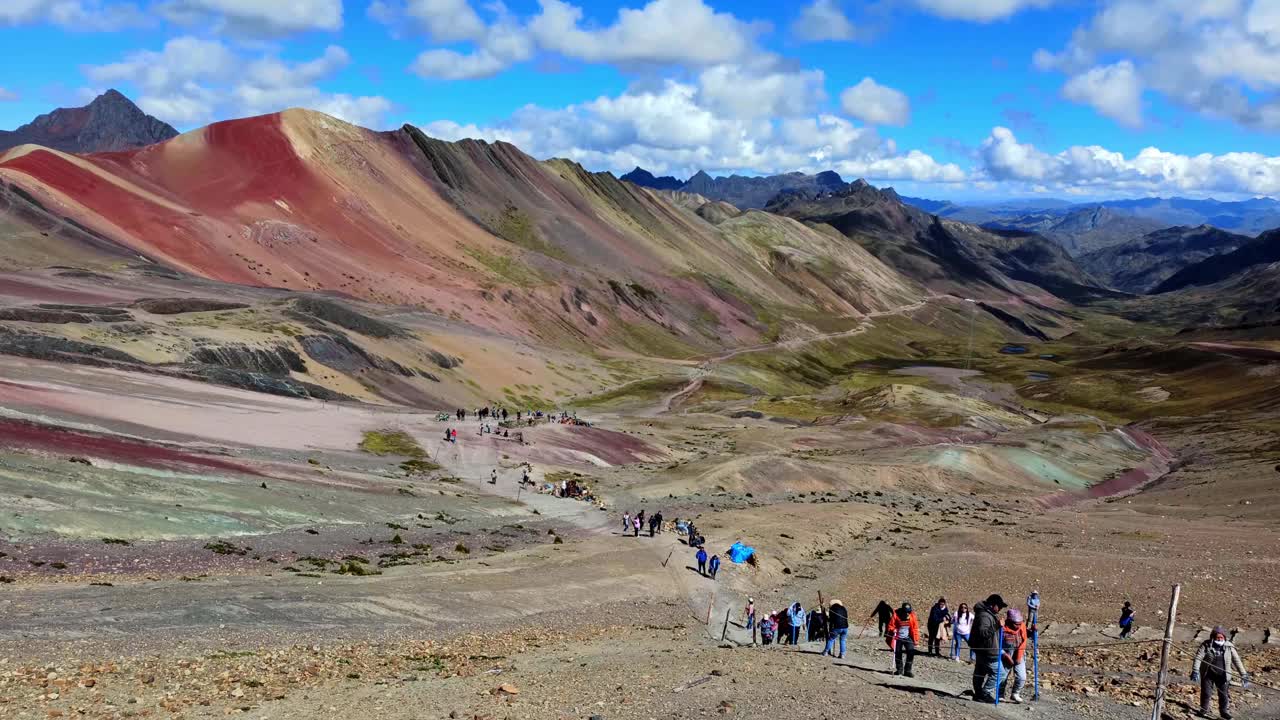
[359, 429, 427, 459]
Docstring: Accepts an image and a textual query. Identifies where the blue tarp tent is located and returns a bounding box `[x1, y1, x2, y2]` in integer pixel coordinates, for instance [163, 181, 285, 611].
[728, 542, 755, 563]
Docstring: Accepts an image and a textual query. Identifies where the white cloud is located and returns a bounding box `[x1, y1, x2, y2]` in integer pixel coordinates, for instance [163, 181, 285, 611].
[839, 77, 911, 126]
[0, 87, 20, 102]
[1061, 61, 1143, 127]
[422, 70, 964, 185]
[159, 0, 343, 35]
[791, 0, 857, 42]
[84, 38, 392, 128]
[410, 0, 766, 79]
[1035, 0, 1280, 130]
[0, 0, 147, 30]
[912, 0, 1056, 22]
[697, 64, 826, 120]
[410, 8, 534, 79]
[529, 0, 763, 66]
[980, 125, 1280, 196]
[406, 0, 485, 41]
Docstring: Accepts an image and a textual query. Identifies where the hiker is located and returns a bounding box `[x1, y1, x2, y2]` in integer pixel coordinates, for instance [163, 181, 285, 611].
[708, 554, 721, 579]
[824, 600, 849, 659]
[648, 514, 658, 537]
[776, 608, 793, 646]
[653, 511, 663, 534]
[787, 602, 806, 646]
[1191, 626, 1249, 720]
[760, 613, 776, 645]
[632, 515, 641, 537]
[450, 428, 457, 443]
[489, 469, 497, 485]
[745, 598, 756, 630]
[1000, 608, 1029, 703]
[807, 605, 828, 643]
[971, 594, 1008, 703]
[952, 602, 974, 662]
[886, 602, 919, 677]
[444, 428, 452, 443]
[1027, 591, 1041, 616]
[928, 597, 950, 656]
[623, 512, 631, 533]
[696, 547, 708, 575]
[871, 600, 894, 636]
[1119, 601, 1136, 639]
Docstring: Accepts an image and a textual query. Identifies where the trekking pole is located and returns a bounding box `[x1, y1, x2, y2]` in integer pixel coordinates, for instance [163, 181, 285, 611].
[721, 608, 731, 642]
[994, 642, 1003, 707]
[1031, 606, 1041, 701]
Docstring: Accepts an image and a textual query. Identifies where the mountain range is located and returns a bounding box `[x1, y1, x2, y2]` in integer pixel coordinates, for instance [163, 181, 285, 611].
[622, 166, 1280, 259]
[0, 90, 178, 154]
[1, 94, 1277, 412]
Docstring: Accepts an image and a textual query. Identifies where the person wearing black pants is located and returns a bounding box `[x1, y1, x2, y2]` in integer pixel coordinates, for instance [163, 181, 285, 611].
[1191, 626, 1249, 720]
[886, 603, 919, 678]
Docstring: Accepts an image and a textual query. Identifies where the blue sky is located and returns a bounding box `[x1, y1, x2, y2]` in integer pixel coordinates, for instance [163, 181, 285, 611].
[2, 0, 1279, 201]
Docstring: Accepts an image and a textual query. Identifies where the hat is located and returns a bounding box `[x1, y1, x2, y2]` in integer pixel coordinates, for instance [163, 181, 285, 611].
[1007, 608, 1023, 623]
[901, 602, 913, 612]
[1212, 626, 1227, 639]
[985, 594, 1007, 608]
[830, 599, 843, 606]
[1030, 591, 1039, 598]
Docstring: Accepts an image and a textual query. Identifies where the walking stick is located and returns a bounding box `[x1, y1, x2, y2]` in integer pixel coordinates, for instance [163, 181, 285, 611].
[1031, 606, 1040, 701]
[858, 618, 872, 639]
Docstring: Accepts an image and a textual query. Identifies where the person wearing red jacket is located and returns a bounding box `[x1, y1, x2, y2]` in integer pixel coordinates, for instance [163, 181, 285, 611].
[1000, 608, 1029, 703]
[886, 602, 920, 677]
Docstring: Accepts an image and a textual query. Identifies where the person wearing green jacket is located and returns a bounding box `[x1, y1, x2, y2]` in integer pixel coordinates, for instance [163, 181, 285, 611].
[1190, 626, 1249, 719]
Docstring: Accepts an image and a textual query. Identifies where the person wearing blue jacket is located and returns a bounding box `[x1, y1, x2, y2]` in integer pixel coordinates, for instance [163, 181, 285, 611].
[708, 554, 721, 579]
[696, 547, 708, 575]
[787, 602, 806, 646]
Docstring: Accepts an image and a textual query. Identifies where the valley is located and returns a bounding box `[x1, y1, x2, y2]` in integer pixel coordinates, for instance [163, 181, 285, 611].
[1, 100, 1279, 720]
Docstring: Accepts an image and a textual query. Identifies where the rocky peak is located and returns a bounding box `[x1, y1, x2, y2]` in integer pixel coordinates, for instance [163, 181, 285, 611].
[0, 89, 179, 154]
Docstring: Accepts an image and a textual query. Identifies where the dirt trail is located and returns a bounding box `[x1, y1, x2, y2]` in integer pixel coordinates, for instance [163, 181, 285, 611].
[651, 297, 935, 416]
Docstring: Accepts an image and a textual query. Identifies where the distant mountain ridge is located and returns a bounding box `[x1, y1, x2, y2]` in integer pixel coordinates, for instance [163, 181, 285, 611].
[622, 166, 849, 209]
[1079, 225, 1253, 293]
[0, 89, 178, 154]
[1154, 228, 1280, 294]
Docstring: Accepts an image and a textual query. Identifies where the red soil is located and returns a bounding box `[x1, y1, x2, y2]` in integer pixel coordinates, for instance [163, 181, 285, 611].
[0, 418, 265, 477]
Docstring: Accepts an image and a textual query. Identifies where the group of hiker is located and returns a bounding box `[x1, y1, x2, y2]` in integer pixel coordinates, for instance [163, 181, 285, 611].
[621, 509, 665, 538]
[744, 592, 1251, 717]
[694, 547, 722, 578]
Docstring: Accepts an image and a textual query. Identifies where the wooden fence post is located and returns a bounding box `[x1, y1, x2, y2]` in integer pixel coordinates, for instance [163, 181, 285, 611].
[1151, 584, 1182, 720]
[721, 608, 732, 641]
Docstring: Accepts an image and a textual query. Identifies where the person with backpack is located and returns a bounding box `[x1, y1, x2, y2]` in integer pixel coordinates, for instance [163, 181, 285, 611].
[970, 594, 1008, 702]
[823, 600, 849, 658]
[1119, 601, 1136, 639]
[708, 554, 721, 579]
[870, 600, 894, 636]
[1000, 608, 1029, 703]
[776, 608, 792, 646]
[1191, 626, 1249, 720]
[807, 605, 828, 644]
[787, 602, 806, 646]
[927, 597, 950, 656]
[886, 602, 919, 677]
[952, 602, 974, 662]
[695, 547, 708, 575]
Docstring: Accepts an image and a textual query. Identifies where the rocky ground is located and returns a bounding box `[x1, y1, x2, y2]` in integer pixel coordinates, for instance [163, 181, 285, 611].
[3, 327, 1280, 719]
